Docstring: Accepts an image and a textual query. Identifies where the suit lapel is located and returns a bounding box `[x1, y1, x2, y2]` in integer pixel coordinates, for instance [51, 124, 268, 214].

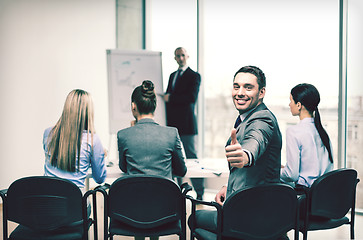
[228, 103, 267, 144]
[174, 67, 189, 90]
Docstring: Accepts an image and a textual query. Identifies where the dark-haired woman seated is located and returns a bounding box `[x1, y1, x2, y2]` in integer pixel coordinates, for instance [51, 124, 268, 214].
[117, 80, 187, 179]
[117, 80, 187, 240]
[280, 83, 334, 190]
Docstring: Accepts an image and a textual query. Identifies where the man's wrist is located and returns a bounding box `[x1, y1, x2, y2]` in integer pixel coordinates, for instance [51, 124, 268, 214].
[243, 149, 253, 166]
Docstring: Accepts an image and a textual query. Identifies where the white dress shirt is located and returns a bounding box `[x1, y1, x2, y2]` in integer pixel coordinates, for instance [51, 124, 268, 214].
[280, 118, 333, 187]
[171, 65, 188, 90]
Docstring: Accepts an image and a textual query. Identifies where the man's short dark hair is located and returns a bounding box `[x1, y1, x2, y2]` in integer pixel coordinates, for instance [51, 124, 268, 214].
[234, 65, 266, 89]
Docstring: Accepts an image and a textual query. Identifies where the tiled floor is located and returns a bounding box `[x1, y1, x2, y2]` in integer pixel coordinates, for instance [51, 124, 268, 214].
[1, 190, 362, 240]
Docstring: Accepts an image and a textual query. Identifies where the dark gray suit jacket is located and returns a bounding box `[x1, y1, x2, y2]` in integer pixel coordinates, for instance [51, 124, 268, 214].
[226, 103, 282, 197]
[117, 118, 187, 179]
[165, 67, 201, 135]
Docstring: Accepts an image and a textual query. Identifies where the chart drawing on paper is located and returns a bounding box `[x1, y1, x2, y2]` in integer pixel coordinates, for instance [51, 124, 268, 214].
[107, 49, 165, 134]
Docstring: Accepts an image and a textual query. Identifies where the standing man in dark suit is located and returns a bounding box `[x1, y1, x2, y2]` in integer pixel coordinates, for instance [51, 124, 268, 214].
[188, 65, 283, 236]
[164, 47, 204, 200]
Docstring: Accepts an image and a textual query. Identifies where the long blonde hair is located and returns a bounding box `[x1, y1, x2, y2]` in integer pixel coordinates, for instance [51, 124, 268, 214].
[47, 89, 95, 172]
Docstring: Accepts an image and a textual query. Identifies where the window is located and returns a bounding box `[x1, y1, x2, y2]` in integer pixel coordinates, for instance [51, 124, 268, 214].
[347, 0, 363, 210]
[147, 0, 198, 89]
[202, 0, 339, 167]
[148, 0, 340, 163]
[146, 1, 363, 210]
[348, 124, 359, 141]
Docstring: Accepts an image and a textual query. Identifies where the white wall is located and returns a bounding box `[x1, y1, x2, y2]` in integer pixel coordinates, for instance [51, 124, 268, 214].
[0, 0, 116, 189]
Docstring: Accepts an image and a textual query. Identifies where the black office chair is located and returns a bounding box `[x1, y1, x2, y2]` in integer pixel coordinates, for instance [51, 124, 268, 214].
[188, 183, 299, 240]
[0, 176, 98, 240]
[96, 174, 192, 240]
[299, 168, 360, 240]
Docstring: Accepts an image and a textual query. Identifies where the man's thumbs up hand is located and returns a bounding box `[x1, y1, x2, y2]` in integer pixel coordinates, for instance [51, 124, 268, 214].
[225, 129, 249, 168]
[230, 128, 238, 145]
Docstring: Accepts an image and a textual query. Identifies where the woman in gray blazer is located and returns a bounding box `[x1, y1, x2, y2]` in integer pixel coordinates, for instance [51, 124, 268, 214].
[117, 80, 187, 181]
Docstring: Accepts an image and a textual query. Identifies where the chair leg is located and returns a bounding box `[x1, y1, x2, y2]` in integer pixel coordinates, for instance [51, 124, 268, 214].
[350, 222, 355, 239]
[303, 231, 307, 240]
[350, 207, 355, 239]
[294, 229, 299, 240]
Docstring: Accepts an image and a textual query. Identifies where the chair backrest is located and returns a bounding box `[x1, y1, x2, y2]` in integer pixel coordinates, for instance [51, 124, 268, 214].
[222, 183, 298, 240]
[309, 168, 358, 219]
[5, 176, 84, 231]
[108, 175, 184, 229]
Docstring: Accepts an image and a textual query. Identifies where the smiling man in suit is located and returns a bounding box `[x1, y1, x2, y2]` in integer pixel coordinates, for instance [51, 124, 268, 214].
[188, 65, 285, 239]
[164, 47, 204, 200]
[216, 65, 282, 202]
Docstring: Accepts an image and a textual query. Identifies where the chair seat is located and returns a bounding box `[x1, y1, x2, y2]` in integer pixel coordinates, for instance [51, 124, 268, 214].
[301, 216, 350, 231]
[194, 228, 217, 240]
[188, 184, 299, 240]
[109, 217, 182, 237]
[195, 228, 289, 240]
[9, 220, 89, 240]
[2, 176, 97, 240]
[298, 169, 359, 240]
[99, 175, 192, 240]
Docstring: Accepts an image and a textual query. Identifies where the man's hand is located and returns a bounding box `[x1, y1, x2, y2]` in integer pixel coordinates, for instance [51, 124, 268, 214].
[163, 93, 170, 102]
[215, 186, 227, 205]
[225, 129, 249, 168]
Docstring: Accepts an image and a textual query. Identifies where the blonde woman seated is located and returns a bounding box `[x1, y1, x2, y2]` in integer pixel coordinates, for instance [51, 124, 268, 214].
[117, 80, 187, 240]
[43, 89, 107, 191]
[281, 83, 333, 191]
